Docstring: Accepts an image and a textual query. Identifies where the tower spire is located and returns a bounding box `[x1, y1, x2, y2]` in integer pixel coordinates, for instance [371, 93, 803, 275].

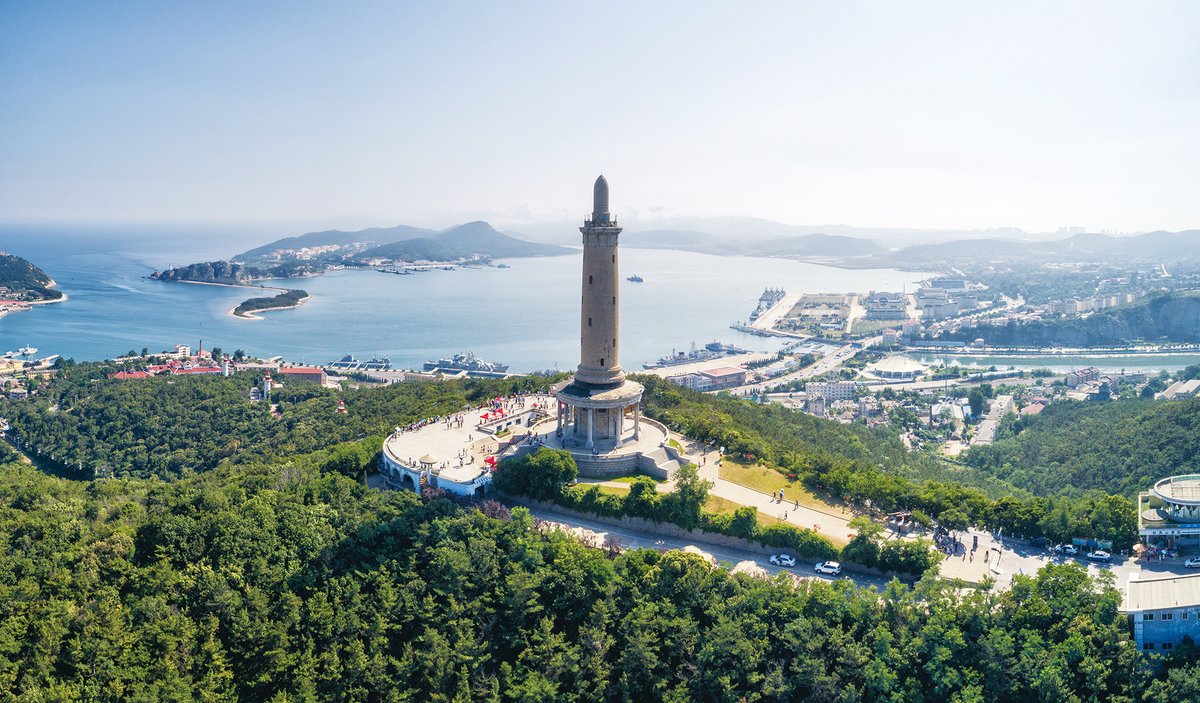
[592, 175, 610, 223]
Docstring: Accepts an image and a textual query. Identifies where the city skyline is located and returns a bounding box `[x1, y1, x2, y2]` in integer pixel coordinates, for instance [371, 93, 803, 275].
[2, 1, 1198, 233]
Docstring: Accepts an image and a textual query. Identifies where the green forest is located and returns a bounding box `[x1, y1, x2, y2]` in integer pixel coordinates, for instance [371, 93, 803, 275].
[0, 252, 62, 301]
[0, 362, 548, 480]
[233, 288, 310, 317]
[964, 396, 1200, 497]
[0, 362, 1197, 698]
[3, 451, 1200, 702]
[638, 377, 1137, 549]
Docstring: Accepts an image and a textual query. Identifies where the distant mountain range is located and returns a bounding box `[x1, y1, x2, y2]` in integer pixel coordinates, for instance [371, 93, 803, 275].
[153, 216, 1200, 290]
[880, 230, 1200, 265]
[152, 221, 572, 285]
[623, 229, 884, 258]
[235, 220, 570, 266]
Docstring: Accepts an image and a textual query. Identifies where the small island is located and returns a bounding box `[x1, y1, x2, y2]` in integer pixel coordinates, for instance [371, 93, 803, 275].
[232, 288, 309, 319]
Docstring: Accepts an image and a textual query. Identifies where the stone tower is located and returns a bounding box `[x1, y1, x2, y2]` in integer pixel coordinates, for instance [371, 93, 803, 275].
[553, 175, 644, 449]
[575, 175, 625, 388]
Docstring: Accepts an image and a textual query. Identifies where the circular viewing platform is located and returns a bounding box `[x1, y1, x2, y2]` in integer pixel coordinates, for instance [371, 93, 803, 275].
[1150, 475, 1200, 524]
[1153, 475, 1200, 507]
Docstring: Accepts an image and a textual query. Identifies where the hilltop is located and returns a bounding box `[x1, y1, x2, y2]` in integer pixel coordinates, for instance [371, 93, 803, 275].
[0, 252, 63, 302]
[234, 220, 570, 267]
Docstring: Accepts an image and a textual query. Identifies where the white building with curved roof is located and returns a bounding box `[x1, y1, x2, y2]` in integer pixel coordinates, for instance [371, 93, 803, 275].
[866, 354, 927, 380]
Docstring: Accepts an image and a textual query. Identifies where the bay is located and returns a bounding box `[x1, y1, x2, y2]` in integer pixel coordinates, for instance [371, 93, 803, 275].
[0, 224, 938, 371]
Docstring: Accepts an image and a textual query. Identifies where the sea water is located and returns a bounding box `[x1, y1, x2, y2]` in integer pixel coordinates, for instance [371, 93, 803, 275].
[0, 223, 951, 371]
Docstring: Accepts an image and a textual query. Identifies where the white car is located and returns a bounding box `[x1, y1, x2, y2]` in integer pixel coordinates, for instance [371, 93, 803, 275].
[815, 561, 842, 575]
[1184, 558, 1200, 569]
[1086, 550, 1112, 562]
[769, 554, 796, 568]
[1055, 544, 1079, 555]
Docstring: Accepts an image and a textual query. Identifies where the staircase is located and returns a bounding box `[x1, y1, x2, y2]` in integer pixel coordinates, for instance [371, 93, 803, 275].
[640, 447, 682, 478]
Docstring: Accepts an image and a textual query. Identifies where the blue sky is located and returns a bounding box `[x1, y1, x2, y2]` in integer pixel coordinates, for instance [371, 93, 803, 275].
[2, 1, 1198, 233]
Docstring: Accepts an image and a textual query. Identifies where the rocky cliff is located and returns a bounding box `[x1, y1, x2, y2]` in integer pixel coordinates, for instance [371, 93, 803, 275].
[151, 261, 260, 284]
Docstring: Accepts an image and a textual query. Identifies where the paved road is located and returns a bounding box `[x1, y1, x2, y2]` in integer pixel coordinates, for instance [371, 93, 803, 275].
[523, 505, 893, 590]
[938, 528, 1145, 590]
[971, 394, 1014, 446]
[743, 337, 881, 393]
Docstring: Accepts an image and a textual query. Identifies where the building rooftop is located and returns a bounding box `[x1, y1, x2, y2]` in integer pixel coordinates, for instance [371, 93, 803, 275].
[439, 465, 487, 484]
[702, 366, 746, 378]
[868, 354, 927, 375]
[1153, 475, 1200, 506]
[1125, 573, 1200, 612]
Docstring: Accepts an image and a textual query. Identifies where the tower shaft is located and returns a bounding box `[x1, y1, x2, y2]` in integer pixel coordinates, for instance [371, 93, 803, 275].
[575, 175, 625, 387]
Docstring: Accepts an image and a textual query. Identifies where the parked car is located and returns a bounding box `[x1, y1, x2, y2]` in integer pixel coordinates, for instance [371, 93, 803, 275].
[769, 554, 796, 568]
[1086, 550, 1112, 562]
[1184, 558, 1200, 569]
[815, 561, 842, 575]
[1055, 544, 1079, 555]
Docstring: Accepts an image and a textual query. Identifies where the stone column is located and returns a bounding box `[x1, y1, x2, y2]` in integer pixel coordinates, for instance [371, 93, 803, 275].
[556, 401, 563, 434]
[634, 403, 640, 440]
[587, 407, 595, 449]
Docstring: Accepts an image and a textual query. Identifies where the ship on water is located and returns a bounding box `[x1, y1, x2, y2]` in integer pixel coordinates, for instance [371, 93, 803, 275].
[643, 341, 745, 369]
[327, 354, 391, 371]
[748, 287, 786, 321]
[423, 351, 509, 374]
[627, 274, 643, 282]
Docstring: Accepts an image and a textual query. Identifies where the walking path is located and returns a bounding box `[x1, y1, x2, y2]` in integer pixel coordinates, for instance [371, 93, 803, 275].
[680, 439, 859, 544]
[523, 504, 892, 590]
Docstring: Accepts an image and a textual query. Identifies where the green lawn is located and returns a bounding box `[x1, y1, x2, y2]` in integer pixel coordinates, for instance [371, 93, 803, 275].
[849, 317, 899, 335]
[719, 459, 854, 517]
[704, 495, 784, 528]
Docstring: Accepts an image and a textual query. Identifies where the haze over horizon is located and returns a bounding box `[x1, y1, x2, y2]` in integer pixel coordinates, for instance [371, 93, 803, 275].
[2, 1, 1198, 234]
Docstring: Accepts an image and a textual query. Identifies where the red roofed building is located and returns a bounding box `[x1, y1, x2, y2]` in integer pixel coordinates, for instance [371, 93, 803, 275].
[279, 366, 327, 385]
[109, 370, 151, 380]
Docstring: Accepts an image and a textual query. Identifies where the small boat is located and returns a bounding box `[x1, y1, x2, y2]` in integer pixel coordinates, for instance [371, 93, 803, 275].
[627, 274, 644, 282]
[18, 346, 37, 356]
[496, 263, 511, 269]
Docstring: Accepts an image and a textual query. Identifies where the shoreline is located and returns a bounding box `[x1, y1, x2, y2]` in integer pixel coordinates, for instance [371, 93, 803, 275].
[170, 278, 291, 295]
[0, 279, 69, 318]
[156, 277, 307, 321]
[229, 292, 311, 320]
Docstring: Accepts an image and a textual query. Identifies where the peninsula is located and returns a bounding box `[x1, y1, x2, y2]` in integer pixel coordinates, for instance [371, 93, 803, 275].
[0, 252, 65, 317]
[151, 220, 572, 316]
[154, 220, 570, 284]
